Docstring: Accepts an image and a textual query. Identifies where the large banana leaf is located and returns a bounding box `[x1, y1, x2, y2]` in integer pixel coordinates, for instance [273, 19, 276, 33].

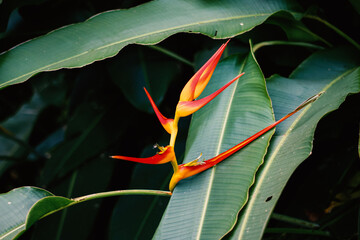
[227, 47, 360, 239]
[0, 0, 301, 88]
[155, 46, 275, 239]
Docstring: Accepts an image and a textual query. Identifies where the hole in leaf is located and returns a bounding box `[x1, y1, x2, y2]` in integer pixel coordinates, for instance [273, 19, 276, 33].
[265, 196, 273, 202]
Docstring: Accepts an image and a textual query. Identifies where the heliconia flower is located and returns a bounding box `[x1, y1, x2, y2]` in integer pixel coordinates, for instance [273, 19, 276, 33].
[144, 88, 175, 135]
[179, 39, 230, 102]
[176, 73, 245, 117]
[168, 92, 323, 191]
[143, 40, 235, 133]
[111, 145, 175, 165]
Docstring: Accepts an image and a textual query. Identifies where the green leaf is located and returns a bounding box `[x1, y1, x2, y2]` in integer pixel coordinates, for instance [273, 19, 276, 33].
[227, 47, 360, 239]
[31, 156, 114, 240]
[39, 109, 106, 185]
[39, 99, 128, 185]
[155, 46, 274, 239]
[0, 186, 171, 239]
[0, 187, 73, 240]
[0, 92, 45, 175]
[0, 0, 301, 88]
[267, 12, 331, 46]
[109, 163, 171, 240]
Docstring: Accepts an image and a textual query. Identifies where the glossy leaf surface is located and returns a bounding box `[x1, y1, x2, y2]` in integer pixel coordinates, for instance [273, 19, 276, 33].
[155, 47, 274, 239]
[227, 47, 360, 239]
[0, 0, 301, 88]
[0, 185, 170, 239]
[0, 187, 73, 240]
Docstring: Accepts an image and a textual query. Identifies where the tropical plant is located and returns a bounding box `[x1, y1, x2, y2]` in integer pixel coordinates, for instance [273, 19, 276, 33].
[0, 0, 359, 239]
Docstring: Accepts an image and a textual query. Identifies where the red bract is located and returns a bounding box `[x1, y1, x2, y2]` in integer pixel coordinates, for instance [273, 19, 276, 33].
[111, 145, 175, 165]
[144, 87, 175, 135]
[179, 40, 230, 102]
[176, 73, 244, 117]
[143, 40, 243, 146]
[110, 37, 322, 192]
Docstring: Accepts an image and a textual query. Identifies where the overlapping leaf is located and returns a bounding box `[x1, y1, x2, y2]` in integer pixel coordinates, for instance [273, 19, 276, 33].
[0, 187, 73, 240]
[30, 157, 114, 240]
[155, 46, 274, 239]
[0, 0, 301, 88]
[0, 93, 45, 176]
[227, 47, 360, 239]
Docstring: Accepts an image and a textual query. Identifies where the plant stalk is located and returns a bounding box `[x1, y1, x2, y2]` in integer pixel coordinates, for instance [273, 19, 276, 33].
[252, 41, 324, 53]
[73, 189, 172, 203]
[148, 45, 194, 67]
[304, 15, 360, 51]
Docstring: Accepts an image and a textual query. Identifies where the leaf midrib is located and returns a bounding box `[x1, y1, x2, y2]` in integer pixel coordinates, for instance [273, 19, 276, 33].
[196, 58, 247, 240]
[234, 67, 357, 240]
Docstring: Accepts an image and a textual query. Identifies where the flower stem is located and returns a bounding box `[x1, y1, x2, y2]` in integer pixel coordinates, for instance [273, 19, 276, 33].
[304, 15, 360, 51]
[73, 189, 172, 203]
[169, 115, 180, 147]
[39, 189, 172, 222]
[169, 114, 180, 173]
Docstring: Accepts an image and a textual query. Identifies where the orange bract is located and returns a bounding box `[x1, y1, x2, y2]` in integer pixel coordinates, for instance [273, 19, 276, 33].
[176, 73, 244, 117]
[179, 40, 230, 102]
[168, 92, 322, 191]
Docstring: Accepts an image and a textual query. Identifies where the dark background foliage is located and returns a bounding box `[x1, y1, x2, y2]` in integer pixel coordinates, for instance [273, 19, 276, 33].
[0, 0, 359, 239]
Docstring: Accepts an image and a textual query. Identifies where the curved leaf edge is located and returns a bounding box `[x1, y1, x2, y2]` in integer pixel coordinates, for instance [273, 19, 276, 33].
[0, 186, 53, 240]
[0, 186, 171, 239]
[227, 66, 360, 239]
[218, 42, 276, 239]
[0, 6, 301, 89]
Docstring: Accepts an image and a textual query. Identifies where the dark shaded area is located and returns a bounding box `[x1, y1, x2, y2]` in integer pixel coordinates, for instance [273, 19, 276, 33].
[266, 93, 360, 240]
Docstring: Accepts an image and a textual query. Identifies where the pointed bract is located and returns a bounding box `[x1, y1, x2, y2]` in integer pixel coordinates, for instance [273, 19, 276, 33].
[169, 92, 323, 191]
[176, 73, 244, 117]
[144, 87, 174, 134]
[179, 40, 230, 102]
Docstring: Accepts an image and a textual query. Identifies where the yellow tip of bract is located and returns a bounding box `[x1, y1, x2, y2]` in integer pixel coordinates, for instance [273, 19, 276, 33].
[175, 73, 244, 117]
[179, 40, 230, 102]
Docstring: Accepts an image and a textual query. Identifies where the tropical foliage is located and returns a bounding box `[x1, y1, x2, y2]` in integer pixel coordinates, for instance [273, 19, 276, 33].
[0, 0, 359, 239]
